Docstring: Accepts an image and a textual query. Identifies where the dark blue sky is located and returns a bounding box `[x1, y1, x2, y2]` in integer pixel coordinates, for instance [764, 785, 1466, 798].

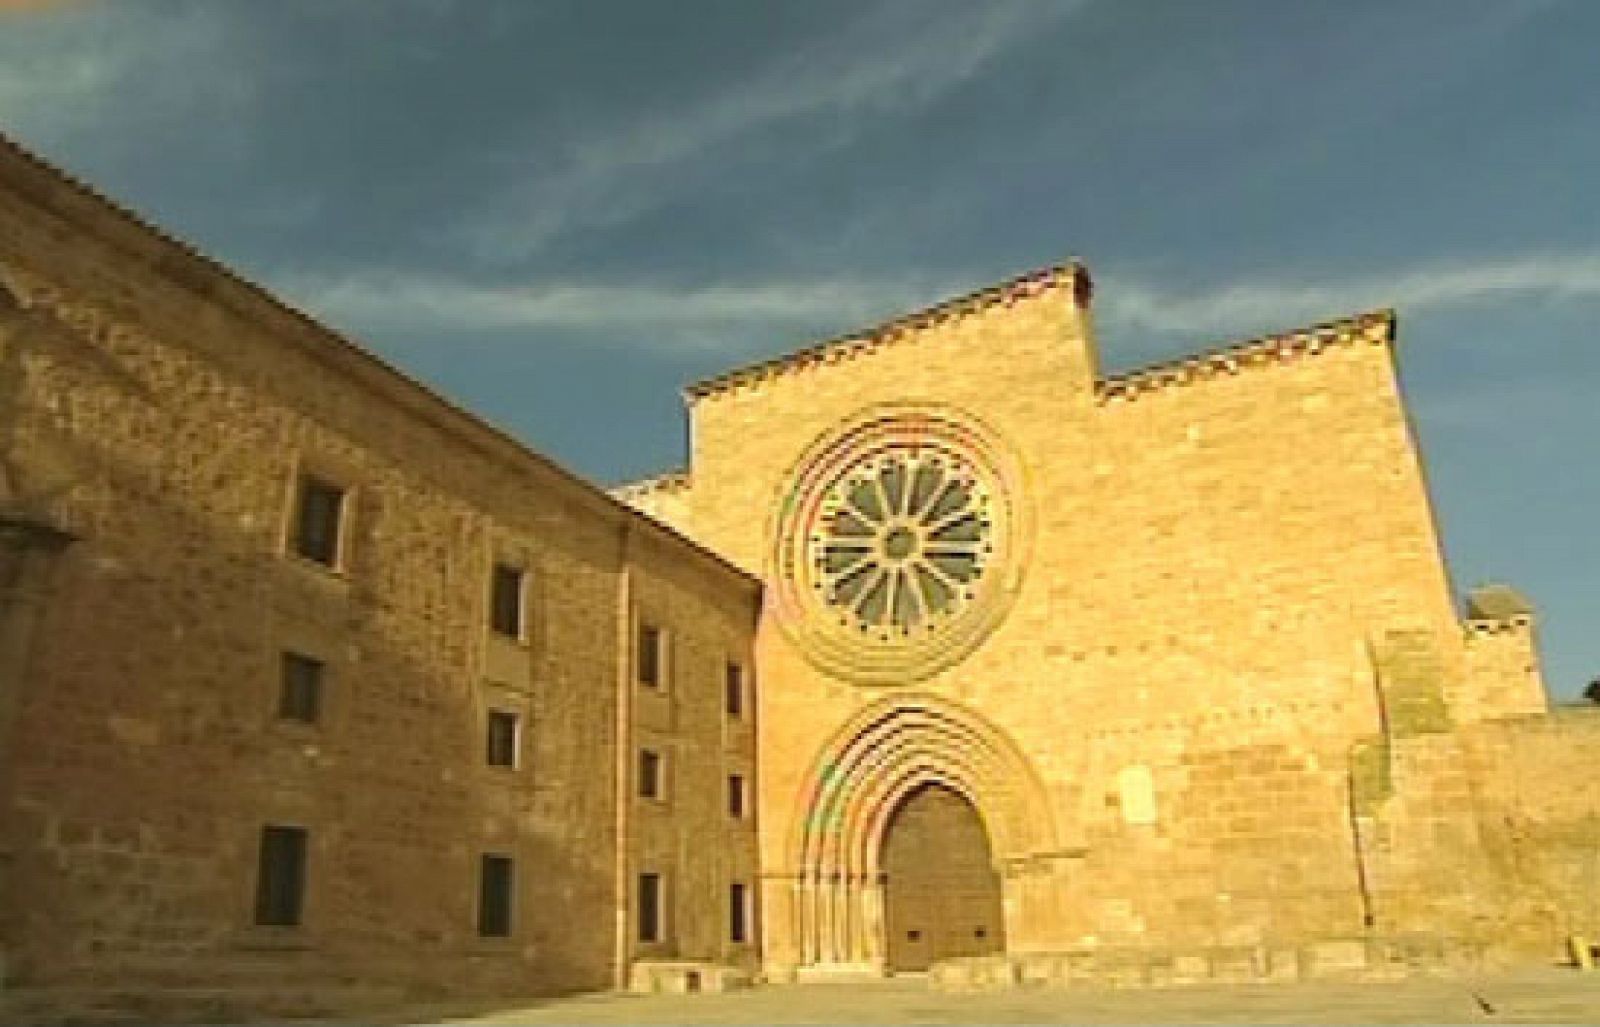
[3, 0, 1596, 698]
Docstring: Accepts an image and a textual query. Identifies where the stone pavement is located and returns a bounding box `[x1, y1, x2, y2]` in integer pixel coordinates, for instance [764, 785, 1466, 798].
[411, 968, 1599, 1024]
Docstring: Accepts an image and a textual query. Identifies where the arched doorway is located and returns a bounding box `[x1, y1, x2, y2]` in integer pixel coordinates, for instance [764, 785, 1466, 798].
[882, 783, 1005, 971]
[785, 695, 1060, 974]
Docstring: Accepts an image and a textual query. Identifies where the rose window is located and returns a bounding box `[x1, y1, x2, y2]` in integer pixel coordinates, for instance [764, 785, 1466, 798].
[812, 453, 992, 637]
[771, 406, 1029, 686]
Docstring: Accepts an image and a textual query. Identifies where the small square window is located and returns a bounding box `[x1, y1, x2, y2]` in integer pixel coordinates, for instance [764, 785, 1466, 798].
[637, 624, 663, 688]
[638, 748, 663, 800]
[490, 563, 524, 638]
[292, 475, 345, 567]
[728, 774, 747, 818]
[486, 710, 519, 768]
[729, 881, 749, 944]
[254, 825, 307, 927]
[638, 872, 662, 943]
[278, 652, 323, 724]
[478, 853, 514, 938]
[725, 662, 745, 719]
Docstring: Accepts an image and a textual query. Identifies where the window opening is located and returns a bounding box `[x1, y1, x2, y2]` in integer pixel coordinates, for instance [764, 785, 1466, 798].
[254, 825, 307, 926]
[278, 652, 323, 723]
[293, 476, 344, 567]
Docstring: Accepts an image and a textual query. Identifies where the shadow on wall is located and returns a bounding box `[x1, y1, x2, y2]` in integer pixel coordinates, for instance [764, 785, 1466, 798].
[0, 288, 623, 1022]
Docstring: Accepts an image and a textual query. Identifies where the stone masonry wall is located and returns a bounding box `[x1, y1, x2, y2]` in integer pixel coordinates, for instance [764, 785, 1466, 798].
[1356, 709, 1600, 958]
[0, 137, 758, 1014]
[1460, 618, 1548, 724]
[636, 271, 1545, 972]
[625, 528, 760, 971]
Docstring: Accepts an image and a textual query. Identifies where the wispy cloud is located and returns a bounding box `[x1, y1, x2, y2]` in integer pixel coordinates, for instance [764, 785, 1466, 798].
[463, 0, 1087, 261]
[0, 7, 137, 137]
[1097, 253, 1600, 336]
[277, 268, 956, 354]
[0, 4, 254, 152]
[0, 1, 85, 11]
[281, 251, 1600, 357]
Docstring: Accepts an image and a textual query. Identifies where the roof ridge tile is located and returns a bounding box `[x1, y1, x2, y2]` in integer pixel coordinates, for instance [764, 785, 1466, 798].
[683, 260, 1089, 401]
[1097, 308, 1396, 403]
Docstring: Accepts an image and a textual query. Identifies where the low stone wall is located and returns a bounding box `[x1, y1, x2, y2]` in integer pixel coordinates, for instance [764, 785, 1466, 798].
[628, 960, 754, 995]
[0, 980, 416, 1025]
[929, 935, 1504, 993]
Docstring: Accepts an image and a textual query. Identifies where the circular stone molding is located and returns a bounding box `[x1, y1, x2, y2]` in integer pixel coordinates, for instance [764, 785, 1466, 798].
[771, 404, 1030, 686]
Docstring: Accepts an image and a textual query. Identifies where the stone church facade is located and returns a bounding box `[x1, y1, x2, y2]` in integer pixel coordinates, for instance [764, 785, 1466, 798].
[0, 131, 1595, 1015]
[618, 263, 1595, 985]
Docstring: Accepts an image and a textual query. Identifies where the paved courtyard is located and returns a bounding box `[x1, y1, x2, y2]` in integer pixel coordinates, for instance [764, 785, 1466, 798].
[410, 968, 1600, 1025]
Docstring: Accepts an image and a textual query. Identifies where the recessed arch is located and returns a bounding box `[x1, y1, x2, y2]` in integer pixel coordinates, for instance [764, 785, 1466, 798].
[785, 693, 1059, 970]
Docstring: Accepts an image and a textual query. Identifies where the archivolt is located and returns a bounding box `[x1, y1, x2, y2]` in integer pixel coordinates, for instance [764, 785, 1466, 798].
[785, 694, 1059, 967]
[794, 693, 1058, 879]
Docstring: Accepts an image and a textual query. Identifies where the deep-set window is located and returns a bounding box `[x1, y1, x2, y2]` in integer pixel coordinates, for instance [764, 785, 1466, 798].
[478, 853, 514, 938]
[292, 475, 345, 567]
[728, 774, 747, 818]
[278, 652, 323, 724]
[725, 662, 745, 719]
[638, 872, 662, 943]
[486, 710, 519, 768]
[490, 563, 524, 638]
[729, 881, 749, 944]
[639, 748, 663, 800]
[254, 825, 307, 927]
[637, 624, 663, 687]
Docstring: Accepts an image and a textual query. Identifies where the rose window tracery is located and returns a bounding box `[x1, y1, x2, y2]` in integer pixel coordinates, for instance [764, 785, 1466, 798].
[813, 452, 992, 637]
[771, 406, 1029, 686]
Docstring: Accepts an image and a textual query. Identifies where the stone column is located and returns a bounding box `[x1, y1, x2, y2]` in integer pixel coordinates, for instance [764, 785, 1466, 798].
[758, 871, 802, 979]
[860, 874, 886, 968]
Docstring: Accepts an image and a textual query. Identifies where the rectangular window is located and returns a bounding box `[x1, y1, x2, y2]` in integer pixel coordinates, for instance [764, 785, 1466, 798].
[278, 652, 323, 724]
[637, 872, 662, 943]
[728, 773, 747, 818]
[725, 662, 744, 719]
[638, 748, 662, 800]
[490, 563, 524, 638]
[292, 475, 345, 567]
[729, 882, 749, 944]
[478, 853, 514, 937]
[637, 624, 662, 688]
[254, 825, 307, 927]
[486, 709, 519, 768]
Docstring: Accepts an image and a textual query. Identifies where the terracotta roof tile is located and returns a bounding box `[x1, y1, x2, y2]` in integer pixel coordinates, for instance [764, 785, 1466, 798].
[683, 260, 1091, 401]
[1097, 308, 1396, 402]
[610, 469, 691, 499]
